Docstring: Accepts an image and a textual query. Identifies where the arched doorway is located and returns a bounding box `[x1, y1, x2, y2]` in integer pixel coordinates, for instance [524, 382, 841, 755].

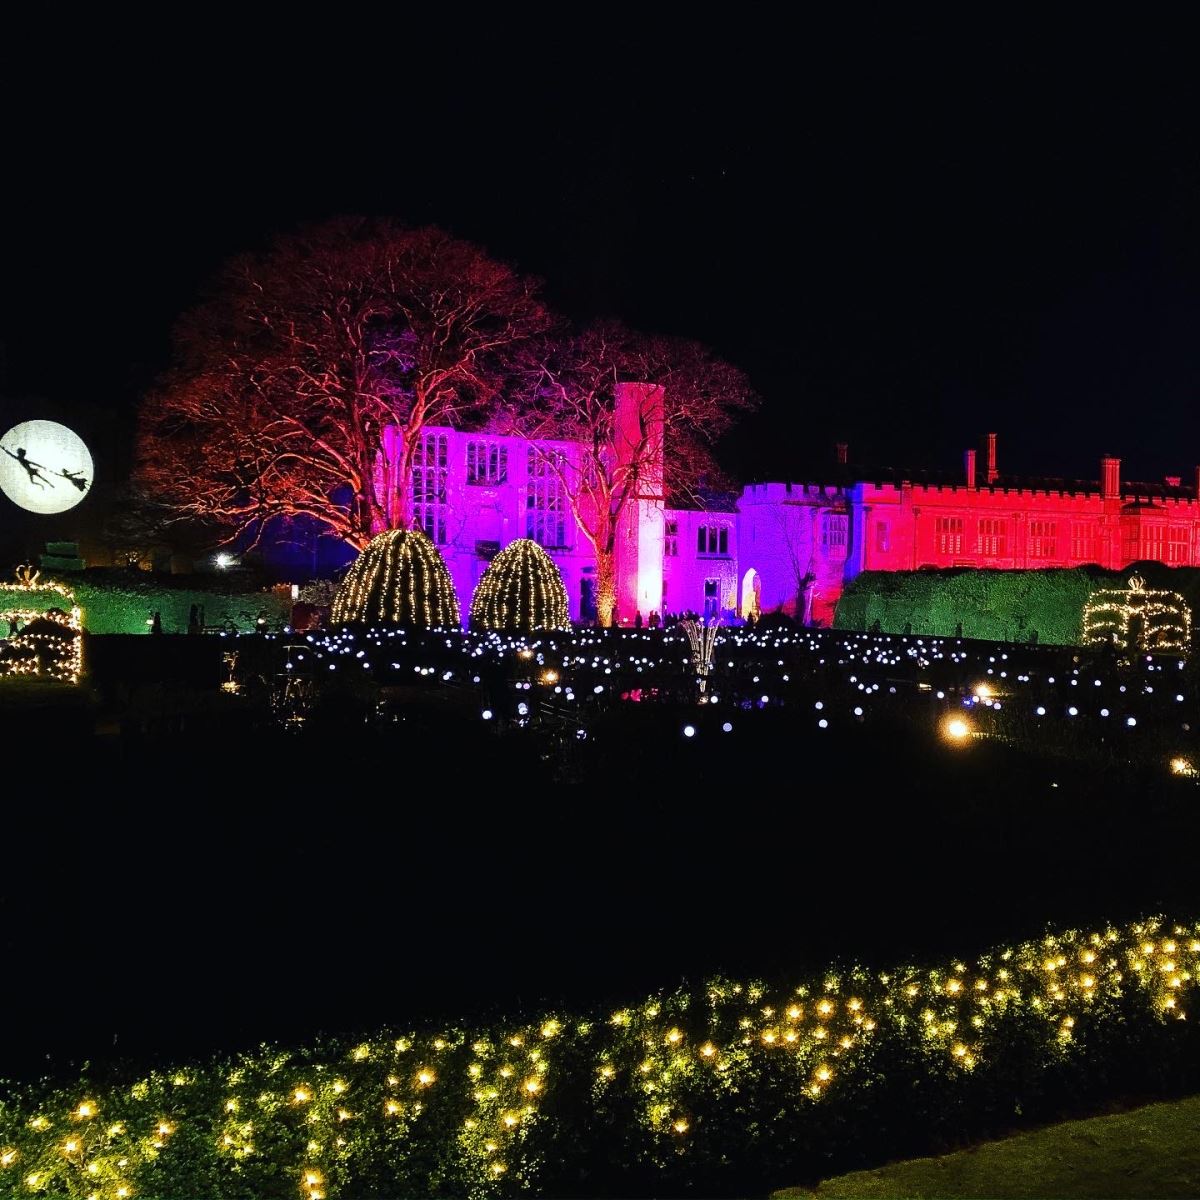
[740, 568, 762, 621]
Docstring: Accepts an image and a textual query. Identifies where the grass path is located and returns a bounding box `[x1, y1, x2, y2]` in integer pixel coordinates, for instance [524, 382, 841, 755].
[774, 1095, 1200, 1198]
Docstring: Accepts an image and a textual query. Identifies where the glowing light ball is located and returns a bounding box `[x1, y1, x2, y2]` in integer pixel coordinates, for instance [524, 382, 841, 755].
[469, 538, 570, 632]
[0, 421, 93, 514]
[331, 529, 460, 627]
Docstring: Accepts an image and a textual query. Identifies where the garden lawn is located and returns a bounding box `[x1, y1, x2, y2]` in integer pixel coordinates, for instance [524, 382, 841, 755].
[774, 1094, 1200, 1199]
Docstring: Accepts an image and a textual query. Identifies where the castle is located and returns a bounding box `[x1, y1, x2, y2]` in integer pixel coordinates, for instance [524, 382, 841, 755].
[367, 384, 1200, 627]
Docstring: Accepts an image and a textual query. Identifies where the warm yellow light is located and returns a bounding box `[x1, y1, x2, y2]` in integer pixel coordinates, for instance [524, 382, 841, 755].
[666, 1028, 683, 1044]
[952, 1043, 967, 1058]
[540, 1019, 560, 1038]
[973, 682, 993, 700]
[64, 1139, 79, 1153]
[943, 716, 972, 741]
[541, 669, 559, 684]
[814, 1065, 831, 1082]
[490, 1162, 507, 1176]
[816, 999, 833, 1016]
[293, 1088, 310, 1103]
[672, 1119, 689, 1133]
[224, 1099, 237, 1113]
[76, 1101, 95, 1118]
[523, 1078, 540, 1094]
[1, 1149, 16, 1167]
[385, 1101, 400, 1115]
[786, 1005, 802, 1020]
[1171, 757, 1196, 777]
[416, 1069, 435, 1086]
[700, 1042, 717, 1058]
[598, 1063, 615, 1079]
[157, 1122, 171, 1136]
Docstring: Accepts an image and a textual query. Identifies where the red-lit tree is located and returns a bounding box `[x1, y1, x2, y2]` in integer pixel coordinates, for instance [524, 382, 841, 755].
[503, 321, 756, 626]
[138, 219, 549, 550]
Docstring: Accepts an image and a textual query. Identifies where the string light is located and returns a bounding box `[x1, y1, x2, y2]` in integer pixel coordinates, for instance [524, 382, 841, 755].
[331, 530, 460, 628]
[0, 566, 83, 684]
[469, 538, 569, 632]
[1082, 574, 1191, 655]
[4, 915, 1197, 1198]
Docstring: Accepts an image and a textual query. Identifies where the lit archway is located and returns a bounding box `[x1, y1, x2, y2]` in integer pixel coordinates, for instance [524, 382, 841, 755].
[740, 568, 762, 621]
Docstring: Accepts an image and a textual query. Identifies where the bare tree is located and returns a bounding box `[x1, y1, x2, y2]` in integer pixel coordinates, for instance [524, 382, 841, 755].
[138, 219, 550, 550]
[504, 321, 755, 626]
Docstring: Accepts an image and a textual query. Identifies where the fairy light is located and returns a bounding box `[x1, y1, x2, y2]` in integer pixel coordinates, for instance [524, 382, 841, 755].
[1082, 574, 1191, 655]
[331, 530, 460, 628]
[469, 538, 570, 632]
[0, 567, 83, 684]
[8, 915, 1200, 1197]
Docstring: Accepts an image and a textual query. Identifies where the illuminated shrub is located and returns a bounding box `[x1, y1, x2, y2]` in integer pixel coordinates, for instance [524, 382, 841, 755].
[2, 915, 1199, 1198]
[332, 530, 461, 628]
[469, 538, 570, 632]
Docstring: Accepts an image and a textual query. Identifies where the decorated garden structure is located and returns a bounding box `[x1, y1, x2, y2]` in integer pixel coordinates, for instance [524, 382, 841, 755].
[331, 530, 460, 628]
[1082, 573, 1192, 655]
[0, 565, 83, 683]
[469, 538, 570, 632]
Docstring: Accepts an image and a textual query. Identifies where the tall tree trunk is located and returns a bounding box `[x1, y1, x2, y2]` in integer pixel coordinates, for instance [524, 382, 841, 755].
[595, 547, 617, 627]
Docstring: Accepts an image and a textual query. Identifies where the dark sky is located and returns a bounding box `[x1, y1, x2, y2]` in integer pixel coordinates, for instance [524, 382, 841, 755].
[2, 18, 1198, 485]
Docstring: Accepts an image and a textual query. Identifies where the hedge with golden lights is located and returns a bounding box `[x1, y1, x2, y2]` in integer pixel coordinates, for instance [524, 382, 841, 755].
[836, 564, 1200, 646]
[331, 530, 460, 628]
[3, 916, 1200, 1198]
[469, 539, 570, 633]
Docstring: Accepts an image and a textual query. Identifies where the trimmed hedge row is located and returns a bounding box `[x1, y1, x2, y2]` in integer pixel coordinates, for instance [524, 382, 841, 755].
[3, 571, 292, 635]
[834, 564, 1200, 646]
[1, 916, 1197, 1199]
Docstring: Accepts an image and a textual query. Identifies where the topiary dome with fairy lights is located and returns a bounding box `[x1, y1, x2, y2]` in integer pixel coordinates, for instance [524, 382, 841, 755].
[469, 538, 571, 632]
[331, 530, 461, 628]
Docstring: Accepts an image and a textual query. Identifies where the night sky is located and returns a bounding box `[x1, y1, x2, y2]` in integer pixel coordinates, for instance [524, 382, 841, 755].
[2, 20, 1198, 485]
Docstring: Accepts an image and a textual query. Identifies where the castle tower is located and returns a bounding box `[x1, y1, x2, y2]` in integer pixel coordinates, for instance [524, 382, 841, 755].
[614, 380, 665, 622]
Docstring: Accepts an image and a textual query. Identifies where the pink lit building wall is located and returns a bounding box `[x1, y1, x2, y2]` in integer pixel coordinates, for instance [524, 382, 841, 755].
[378, 393, 1200, 626]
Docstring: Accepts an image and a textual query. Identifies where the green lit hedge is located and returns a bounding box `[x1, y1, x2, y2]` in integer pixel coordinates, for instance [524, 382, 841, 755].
[834, 565, 1200, 645]
[2, 916, 1198, 1199]
[3, 571, 292, 636]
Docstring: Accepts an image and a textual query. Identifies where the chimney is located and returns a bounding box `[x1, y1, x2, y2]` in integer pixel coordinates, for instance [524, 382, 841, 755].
[1101, 455, 1121, 500]
[964, 448, 977, 489]
[1195, 465, 1200, 500]
[985, 432, 998, 484]
[835, 441, 848, 465]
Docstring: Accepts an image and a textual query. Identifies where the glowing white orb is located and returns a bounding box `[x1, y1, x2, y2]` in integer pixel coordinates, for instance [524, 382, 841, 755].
[0, 421, 94, 514]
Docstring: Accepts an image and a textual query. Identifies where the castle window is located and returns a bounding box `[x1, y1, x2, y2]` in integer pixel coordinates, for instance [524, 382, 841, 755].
[1140, 524, 1165, 562]
[703, 578, 720, 619]
[874, 521, 890, 554]
[697, 525, 729, 557]
[1028, 519, 1057, 559]
[1167, 527, 1190, 564]
[1071, 522, 1098, 562]
[978, 518, 1007, 558]
[664, 520, 679, 557]
[526, 449, 568, 549]
[466, 441, 508, 485]
[820, 513, 848, 554]
[412, 432, 449, 544]
[935, 516, 963, 556]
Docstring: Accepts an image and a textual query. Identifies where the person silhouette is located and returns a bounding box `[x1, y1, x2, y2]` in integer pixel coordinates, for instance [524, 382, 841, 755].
[58, 467, 88, 492]
[2, 445, 55, 489]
